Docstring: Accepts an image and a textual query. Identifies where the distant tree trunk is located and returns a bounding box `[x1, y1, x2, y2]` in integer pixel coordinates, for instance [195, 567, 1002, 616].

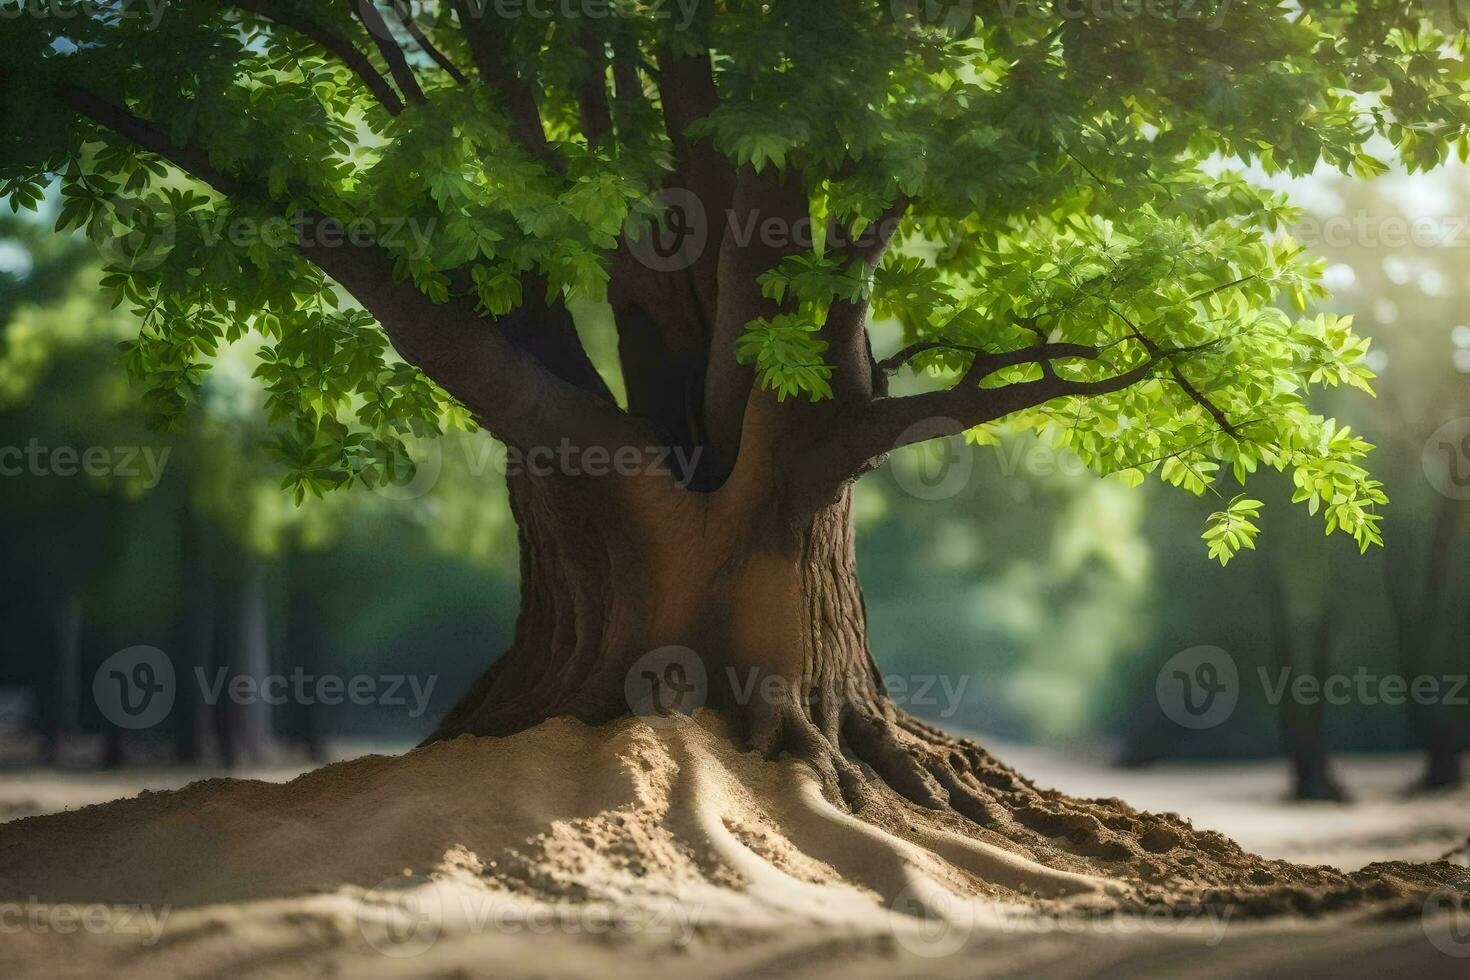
[208, 538, 248, 772]
[1419, 601, 1468, 790]
[177, 509, 217, 767]
[1268, 564, 1349, 802]
[1387, 492, 1465, 791]
[234, 557, 275, 765]
[284, 561, 328, 764]
[41, 595, 82, 765]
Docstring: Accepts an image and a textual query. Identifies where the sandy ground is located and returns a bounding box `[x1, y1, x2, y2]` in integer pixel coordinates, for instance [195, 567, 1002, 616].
[1, 719, 1467, 979]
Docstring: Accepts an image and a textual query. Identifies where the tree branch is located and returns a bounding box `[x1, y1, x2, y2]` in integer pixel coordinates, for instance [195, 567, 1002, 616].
[835, 193, 910, 266]
[575, 28, 613, 149]
[813, 195, 914, 408]
[877, 340, 1100, 376]
[452, 0, 559, 168]
[611, 29, 644, 129]
[1108, 305, 1241, 439]
[225, 0, 405, 115]
[390, 0, 469, 85]
[703, 165, 810, 470]
[351, 0, 427, 106]
[57, 86, 637, 455]
[840, 355, 1160, 475]
[656, 43, 735, 224]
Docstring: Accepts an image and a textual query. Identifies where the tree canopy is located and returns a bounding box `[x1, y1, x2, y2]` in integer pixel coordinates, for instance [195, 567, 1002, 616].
[4, 1, 1469, 559]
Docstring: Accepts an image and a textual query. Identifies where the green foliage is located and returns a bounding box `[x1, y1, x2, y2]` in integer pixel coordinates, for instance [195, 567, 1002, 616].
[1203, 494, 1261, 566]
[3, 1, 1467, 557]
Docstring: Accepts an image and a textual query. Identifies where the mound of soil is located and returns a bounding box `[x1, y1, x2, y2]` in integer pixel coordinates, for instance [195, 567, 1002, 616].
[2, 713, 1467, 978]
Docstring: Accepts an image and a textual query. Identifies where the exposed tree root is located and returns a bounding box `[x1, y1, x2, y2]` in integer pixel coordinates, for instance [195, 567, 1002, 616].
[736, 697, 1470, 919]
[3, 707, 1466, 960]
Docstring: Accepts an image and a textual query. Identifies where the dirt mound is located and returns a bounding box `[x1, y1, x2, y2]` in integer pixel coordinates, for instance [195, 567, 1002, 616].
[1, 712, 1462, 913]
[2, 713, 1468, 978]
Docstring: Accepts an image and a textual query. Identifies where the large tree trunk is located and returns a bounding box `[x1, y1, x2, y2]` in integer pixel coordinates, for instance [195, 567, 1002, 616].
[429, 467, 998, 817]
[430, 472, 879, 747]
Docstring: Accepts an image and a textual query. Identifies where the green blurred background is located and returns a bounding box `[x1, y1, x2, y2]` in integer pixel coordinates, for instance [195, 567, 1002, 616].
[1, 160, 1467, 797]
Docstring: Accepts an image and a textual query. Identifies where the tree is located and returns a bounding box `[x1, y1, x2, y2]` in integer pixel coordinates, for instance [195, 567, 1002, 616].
[2, 2, 1465, 853]
[1273, 161, 1470, 790]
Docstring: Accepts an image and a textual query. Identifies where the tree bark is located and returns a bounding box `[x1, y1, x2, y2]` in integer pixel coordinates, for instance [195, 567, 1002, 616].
[429, 462, 1015, 825]
[429, 470, 879, 744]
